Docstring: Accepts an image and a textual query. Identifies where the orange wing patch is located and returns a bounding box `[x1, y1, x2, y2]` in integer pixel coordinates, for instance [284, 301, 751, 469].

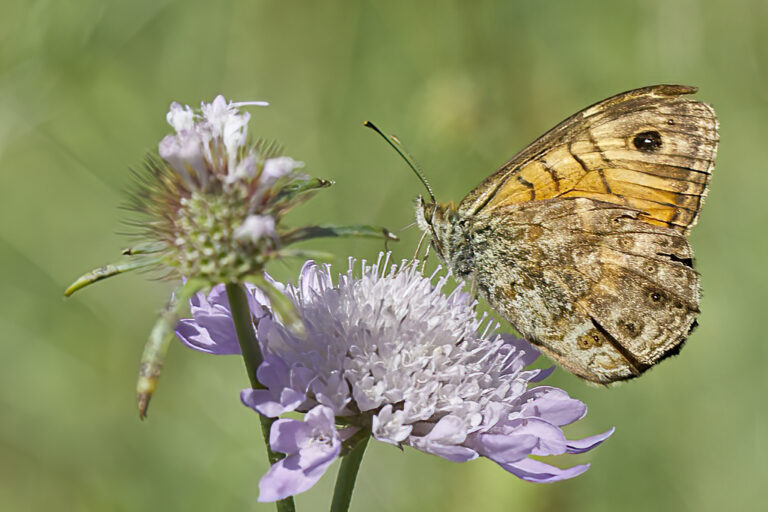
[459, 85, 719, 234]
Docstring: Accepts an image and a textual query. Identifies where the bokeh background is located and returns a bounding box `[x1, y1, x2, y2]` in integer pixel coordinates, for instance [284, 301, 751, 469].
[1, 0, 766, 510]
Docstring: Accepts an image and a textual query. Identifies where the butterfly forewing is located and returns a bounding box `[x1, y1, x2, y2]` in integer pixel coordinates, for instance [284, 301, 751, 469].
[458, 84, 718, 234]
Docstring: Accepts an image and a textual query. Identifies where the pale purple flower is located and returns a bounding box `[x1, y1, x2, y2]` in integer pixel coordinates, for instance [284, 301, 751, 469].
[257, 405, 342, 502]
[175, 283, 269, 354]
[158, 129, 206, 187]
[261, 156, 305, 186]
[233, 214, 277, 244]
[240, 355, 313, 417]
[158, 94, 269, 187]
[178, 253, 613, 500]
[129, 95, 319, 283]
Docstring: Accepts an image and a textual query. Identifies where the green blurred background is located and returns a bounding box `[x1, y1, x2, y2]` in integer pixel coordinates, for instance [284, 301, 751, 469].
[1, 0, 766, 510]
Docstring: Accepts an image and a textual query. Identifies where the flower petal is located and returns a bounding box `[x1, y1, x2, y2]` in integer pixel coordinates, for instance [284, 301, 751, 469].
[566, 427, 615, 454]
[166, 101, 195, 131]
[175, 283, 269, 355]
[233, 214, 276, 244]
[261, 156, 304, 186]
[240, 388, 305, 417]
[519, 387, 587, 426]
[408, 437, 478, 462]
[372, 405, 413, 444]
[258, 450, 339, 502]
[239, 356, 312, 416]
[258, 457, 313, 502]
[312, 371, 352, 413]
[268, 418, 311, 454]
[408, 416, 477, 462]
[508, 418, 569, 456]
[175, 317, 240, 355]
[499, 457, 590, 483]
[467, 431, 539, 464]
[258, 406, 341, 502]
[256, 355, 291, 390]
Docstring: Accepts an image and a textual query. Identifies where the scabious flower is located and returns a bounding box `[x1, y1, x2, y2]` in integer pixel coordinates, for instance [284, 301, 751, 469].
[66, 94, 341, 294]
[66, 95, 394, 417]
[176, 253, 614, 501]
[130, 95, 312, 282]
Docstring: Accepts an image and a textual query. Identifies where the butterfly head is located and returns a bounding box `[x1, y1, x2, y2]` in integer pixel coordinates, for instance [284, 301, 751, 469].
[414, 195, 458, 262]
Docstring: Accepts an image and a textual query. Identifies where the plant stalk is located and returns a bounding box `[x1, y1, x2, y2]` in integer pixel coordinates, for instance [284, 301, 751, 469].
[225, 282, 295, 512]
[330, 435, 370, 512]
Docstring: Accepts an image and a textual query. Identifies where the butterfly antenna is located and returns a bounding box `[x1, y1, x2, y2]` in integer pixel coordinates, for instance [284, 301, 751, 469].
[363, 121, 436, 204]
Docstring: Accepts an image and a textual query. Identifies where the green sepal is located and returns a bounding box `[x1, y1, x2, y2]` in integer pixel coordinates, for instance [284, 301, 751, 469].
[280, 224, 399, 246]
[64, 255, 163, 297]
[121, 241, 166, 256]
[136, 278, 206, 419]
[271, 177, 333, 209]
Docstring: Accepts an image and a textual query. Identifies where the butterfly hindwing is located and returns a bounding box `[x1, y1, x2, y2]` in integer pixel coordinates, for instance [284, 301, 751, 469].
[469, 197, 699, 383]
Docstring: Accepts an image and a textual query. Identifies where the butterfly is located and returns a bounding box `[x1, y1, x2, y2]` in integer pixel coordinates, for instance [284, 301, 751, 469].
[383, 84, 718, 383]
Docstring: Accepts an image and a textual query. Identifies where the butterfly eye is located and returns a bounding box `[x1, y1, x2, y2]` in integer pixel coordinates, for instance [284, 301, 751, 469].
[632, 130, 663, 152]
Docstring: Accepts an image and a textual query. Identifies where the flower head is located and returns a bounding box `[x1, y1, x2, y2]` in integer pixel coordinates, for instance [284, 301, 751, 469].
[177, 253, 613, 501]
[65, 94, 395, 419]
[129, 95, 310, 283]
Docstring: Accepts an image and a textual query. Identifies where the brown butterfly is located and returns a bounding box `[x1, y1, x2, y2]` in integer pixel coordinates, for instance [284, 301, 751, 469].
[398, 84, 718, 384]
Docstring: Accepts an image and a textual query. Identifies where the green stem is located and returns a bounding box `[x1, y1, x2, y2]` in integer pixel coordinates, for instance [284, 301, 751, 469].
[330, 435, 370, 512]
[225, 282, 296, 512]
[225, 283, 263, 387]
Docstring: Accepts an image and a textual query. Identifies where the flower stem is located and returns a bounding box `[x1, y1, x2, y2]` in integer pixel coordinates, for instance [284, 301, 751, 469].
[225, 282, 263, 387]
[330, 434, 370, 512]
[225, 282, 295, 512]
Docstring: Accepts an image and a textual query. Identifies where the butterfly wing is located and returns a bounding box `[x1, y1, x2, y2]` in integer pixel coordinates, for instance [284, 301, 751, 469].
[448, 85, 717, 382]
[469, 197, 699, 383]
[458, 84, 718, 233]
